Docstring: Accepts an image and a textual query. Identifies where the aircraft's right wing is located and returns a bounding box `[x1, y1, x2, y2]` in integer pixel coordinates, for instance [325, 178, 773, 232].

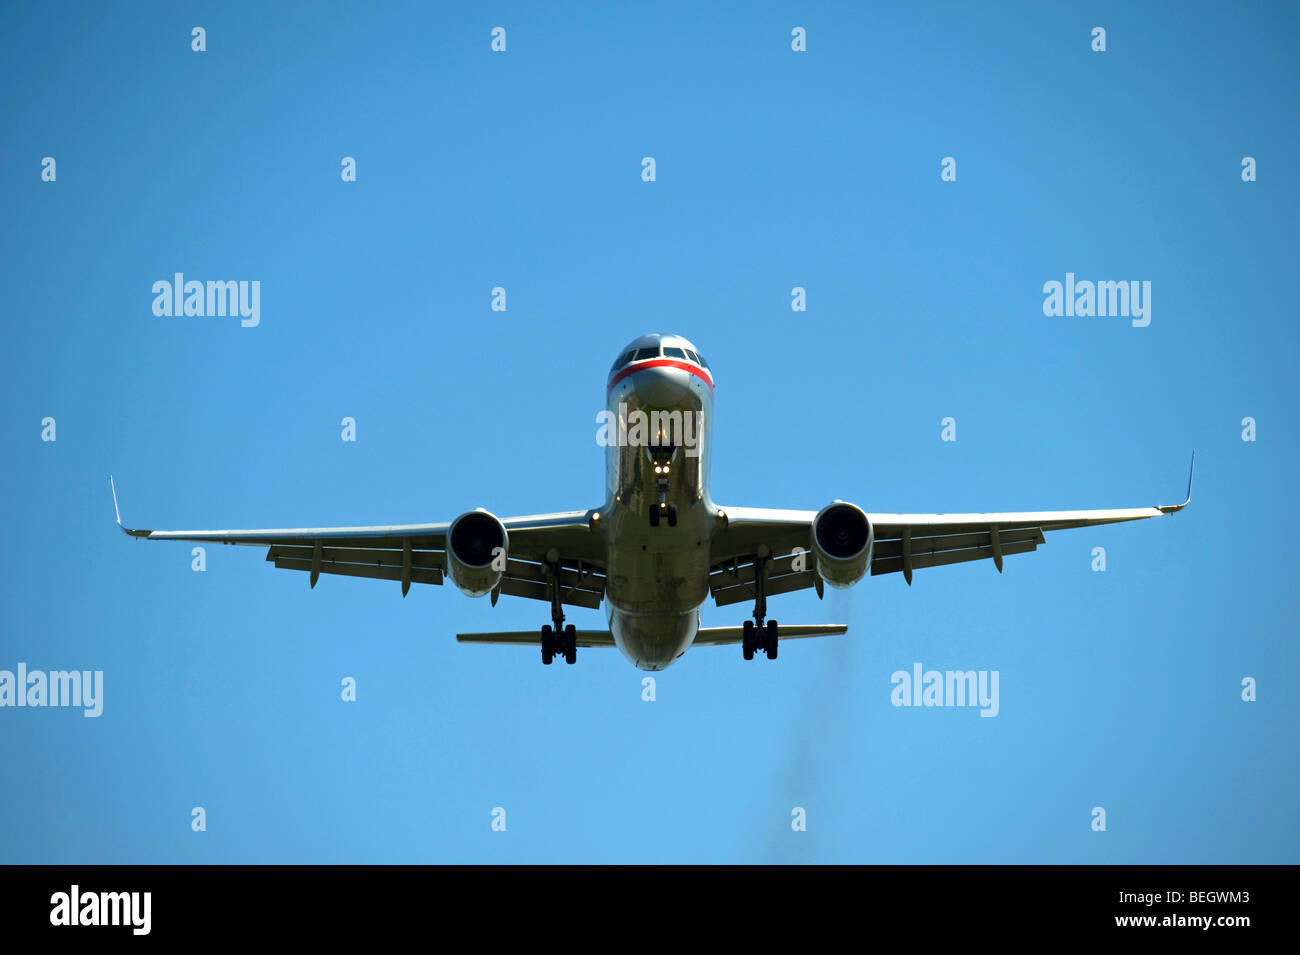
[111, 478, 607, 608]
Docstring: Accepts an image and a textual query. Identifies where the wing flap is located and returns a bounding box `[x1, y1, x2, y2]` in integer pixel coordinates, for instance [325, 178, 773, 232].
[267, 544, 444, 569]
[871, 536, 1040, 576]
[708, 549, 805, 587]
[495, 577, 603, 610]
[266, 546, 605, 607]
[270, 556, 445, 586]
[871, 526, 1044, 559]
[711, 569, 820, 608]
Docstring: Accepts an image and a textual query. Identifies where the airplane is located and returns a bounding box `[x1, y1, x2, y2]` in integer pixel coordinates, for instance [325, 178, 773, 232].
[112, 333, 1193, 671]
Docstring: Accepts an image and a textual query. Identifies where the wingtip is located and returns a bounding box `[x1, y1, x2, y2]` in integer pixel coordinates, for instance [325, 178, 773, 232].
[109, 474, 122, 525]
[1158, 451, 1195, 514]
[109, 475, 151, 537]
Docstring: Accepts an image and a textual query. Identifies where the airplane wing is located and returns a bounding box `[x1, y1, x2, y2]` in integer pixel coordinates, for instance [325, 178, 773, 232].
[110, 478, 606, 608]
[708, 455, 1194, 606]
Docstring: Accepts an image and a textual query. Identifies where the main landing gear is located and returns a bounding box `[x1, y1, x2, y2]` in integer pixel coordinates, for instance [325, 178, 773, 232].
[541, 623, 576, 666]
[741, 551, 779, 661]
[742, 620, 779, 661]
[540, 558, 577, 665]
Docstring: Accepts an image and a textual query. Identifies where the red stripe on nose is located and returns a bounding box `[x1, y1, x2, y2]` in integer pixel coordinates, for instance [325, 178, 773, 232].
[607, 359, 714, 394]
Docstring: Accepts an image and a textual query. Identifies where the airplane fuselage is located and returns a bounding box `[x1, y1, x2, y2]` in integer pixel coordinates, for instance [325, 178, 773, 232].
[600, 335, 716, 669]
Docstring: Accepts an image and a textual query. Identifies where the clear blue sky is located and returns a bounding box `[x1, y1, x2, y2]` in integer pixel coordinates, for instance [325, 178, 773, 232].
[2, 1, 1296, 863]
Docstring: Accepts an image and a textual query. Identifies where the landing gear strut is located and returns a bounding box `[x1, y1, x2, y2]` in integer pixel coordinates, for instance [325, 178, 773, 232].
[648, 444, 677, 528]
[540, 559, 577, 665]
[741, 551, 778, 661]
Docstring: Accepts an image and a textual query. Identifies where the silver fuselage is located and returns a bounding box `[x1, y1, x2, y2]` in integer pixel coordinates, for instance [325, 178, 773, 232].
[600, 361, 716, 669]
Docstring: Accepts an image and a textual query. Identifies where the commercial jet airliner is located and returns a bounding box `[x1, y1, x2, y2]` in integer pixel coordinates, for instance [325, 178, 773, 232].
[113, 333, 1192, 670]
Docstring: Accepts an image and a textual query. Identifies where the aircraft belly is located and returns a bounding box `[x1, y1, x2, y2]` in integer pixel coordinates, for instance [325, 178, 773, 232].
[605, 537, 710, 614]
[604, 525, 710, 670]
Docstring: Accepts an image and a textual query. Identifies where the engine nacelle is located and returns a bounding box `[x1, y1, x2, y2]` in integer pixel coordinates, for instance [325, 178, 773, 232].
[446, 509, 508, 597]
[811, 501, 873, 588]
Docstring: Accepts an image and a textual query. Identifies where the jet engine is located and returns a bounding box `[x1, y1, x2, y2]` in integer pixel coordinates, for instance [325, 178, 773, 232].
[446, 509, 508, 597]
[811, 501, 873, 588]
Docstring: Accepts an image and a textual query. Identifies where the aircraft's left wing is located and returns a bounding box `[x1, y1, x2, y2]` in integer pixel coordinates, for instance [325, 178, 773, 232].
[111, 478, 606, 608]
[708, 457, 1193, 605]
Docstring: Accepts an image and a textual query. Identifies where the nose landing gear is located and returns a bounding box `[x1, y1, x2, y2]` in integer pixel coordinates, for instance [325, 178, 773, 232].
[648, 444, 678, 528]
[649, 501, 677, 528]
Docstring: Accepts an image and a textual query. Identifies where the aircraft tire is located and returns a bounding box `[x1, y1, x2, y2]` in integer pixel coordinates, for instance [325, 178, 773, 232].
[541, 624, 554, 665]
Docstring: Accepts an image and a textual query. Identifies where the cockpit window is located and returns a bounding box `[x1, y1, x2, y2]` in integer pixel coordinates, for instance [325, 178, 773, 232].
[683, 349, 700, 363]
[663, 346, 686, 359]
[696, 353, 710, 369]
[610, 350, 635, 374]
[633, 346, 659, 361]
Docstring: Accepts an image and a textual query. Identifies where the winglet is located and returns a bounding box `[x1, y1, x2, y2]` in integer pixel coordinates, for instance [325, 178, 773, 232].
[109, 475, 152, 538]
[1158, 451, 1195, 515]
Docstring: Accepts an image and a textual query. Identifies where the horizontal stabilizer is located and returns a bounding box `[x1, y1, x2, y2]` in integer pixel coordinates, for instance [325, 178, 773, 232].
[692, 624, 847, 647]
[456, 630, 617, 647]
[455, 624, 848, 649]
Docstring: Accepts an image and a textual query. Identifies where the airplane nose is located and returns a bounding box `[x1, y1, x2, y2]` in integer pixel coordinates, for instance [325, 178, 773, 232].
[632, 364, 692, 405]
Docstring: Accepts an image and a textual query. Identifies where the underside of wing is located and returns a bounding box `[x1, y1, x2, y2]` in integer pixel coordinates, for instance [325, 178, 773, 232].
[111, 478, 606, 606]
[868, 456, 1192, 582]
[708, 454, 1193, 597]
[867, 508, 1168, 582]
[259, 542, 607, 608]
[710, 547, 820, 608]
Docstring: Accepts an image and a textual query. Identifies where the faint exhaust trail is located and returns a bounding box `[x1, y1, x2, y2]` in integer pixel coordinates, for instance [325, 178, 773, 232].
[757, 586, 859, 863]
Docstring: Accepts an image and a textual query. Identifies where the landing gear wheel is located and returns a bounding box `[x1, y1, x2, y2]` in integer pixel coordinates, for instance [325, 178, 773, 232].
[541, 624, 554, 665]
[564, 623, 577, 665]
[649, 505, 660, 528]
[666, 505, 678, 528]
[742, 620, 755, 660]
[765, 620, 779, 660]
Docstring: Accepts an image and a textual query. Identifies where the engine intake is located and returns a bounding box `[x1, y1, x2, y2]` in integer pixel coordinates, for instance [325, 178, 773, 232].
[446, 509, 508, 597]
[812, 501, 873, 588]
